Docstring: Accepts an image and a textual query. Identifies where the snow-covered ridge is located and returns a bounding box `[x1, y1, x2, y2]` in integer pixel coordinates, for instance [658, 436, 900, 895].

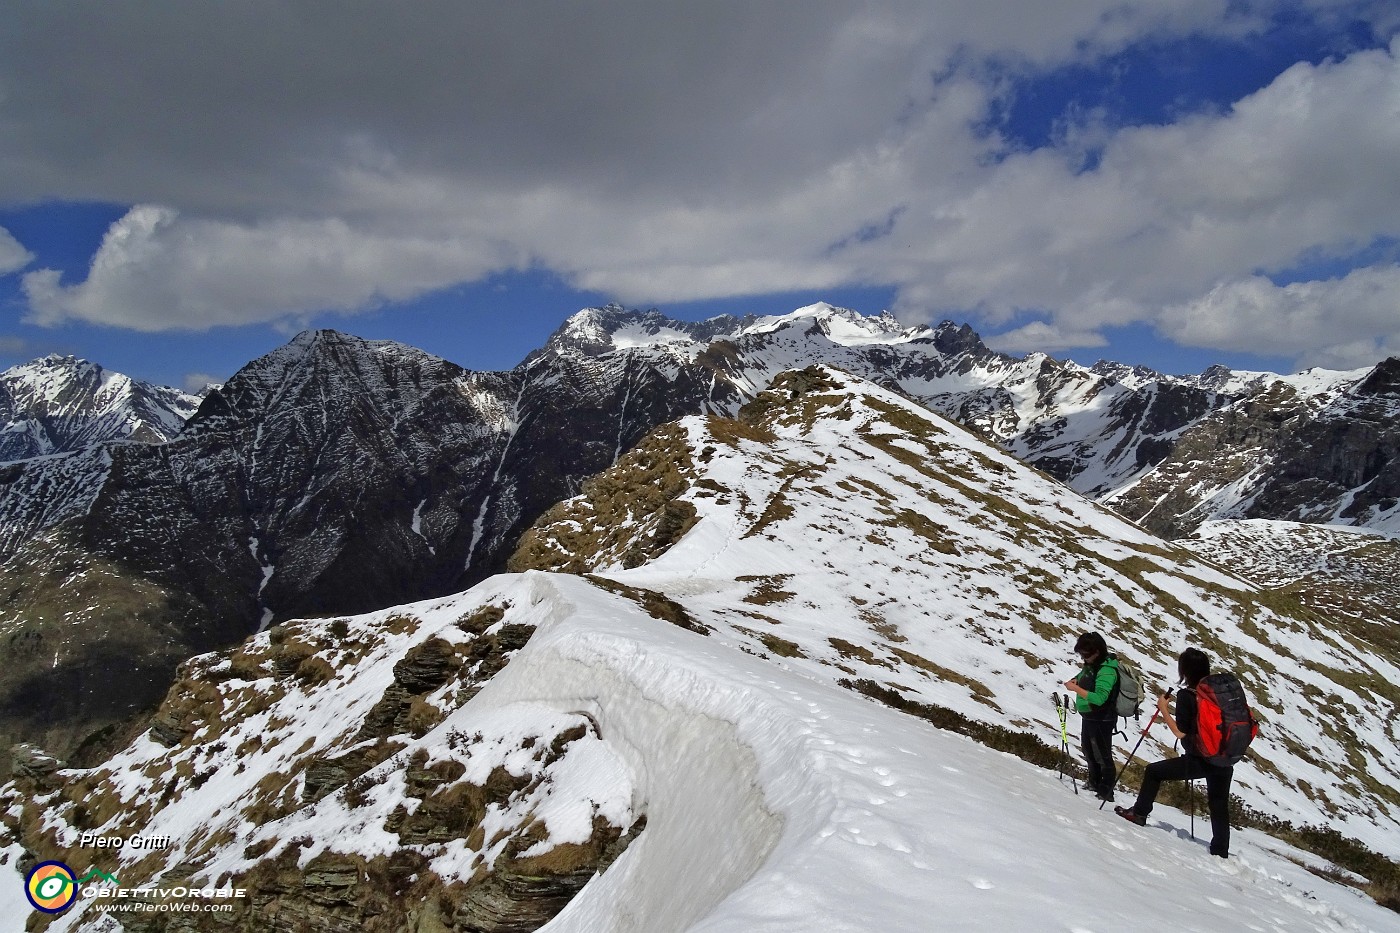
[469, 573, 1400, 933]
[545, 302, 935, 358]
[7, 570, 1396, 932]
[518, 365, 1400, 857]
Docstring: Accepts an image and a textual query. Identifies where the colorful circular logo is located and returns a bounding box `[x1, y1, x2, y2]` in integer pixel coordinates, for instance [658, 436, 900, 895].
[26, 861, 77, 913]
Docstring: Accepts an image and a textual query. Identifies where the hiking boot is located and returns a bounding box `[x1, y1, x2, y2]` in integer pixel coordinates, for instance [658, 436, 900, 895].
[1095, 788, 1115, 802]
[1114, 806, 1146, 826]
[1209, 846, 1229, 859]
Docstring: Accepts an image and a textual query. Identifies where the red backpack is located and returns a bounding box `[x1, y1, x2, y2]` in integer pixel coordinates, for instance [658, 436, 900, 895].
[1191, 673, 1259, 766]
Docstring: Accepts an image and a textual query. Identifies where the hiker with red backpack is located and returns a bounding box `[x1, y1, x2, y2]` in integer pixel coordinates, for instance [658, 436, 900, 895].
[1115, 647, 1258, 859]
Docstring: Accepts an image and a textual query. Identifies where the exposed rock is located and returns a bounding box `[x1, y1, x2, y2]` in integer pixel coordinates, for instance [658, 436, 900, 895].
[392, 637, 461, 694]
[1110, 365, 1400, 537]
[357, 638, 466, 742]
[216, 723, 641, 933]
[9, 743, 62, 788]
[302, 741, 404, 804]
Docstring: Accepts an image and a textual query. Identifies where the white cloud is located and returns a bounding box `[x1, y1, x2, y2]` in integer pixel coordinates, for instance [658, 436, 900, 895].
[882, 39, 1400, 324]
[182, 372, 220, 394]
[985, 321, 1110, 355]
[0, 226, 33, 276]
[0, 336, 32, 357]
[864, 36, 1400, 372]
[22, 206, 522, 331]
[1160, 264, 1400, 369]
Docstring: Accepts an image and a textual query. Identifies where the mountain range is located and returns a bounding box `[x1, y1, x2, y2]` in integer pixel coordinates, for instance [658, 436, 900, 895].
[0, 304, 1394, 767]
[2, 363, 1396, 931]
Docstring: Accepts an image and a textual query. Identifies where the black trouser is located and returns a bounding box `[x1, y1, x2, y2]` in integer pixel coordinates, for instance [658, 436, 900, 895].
[1132, 755, 1233, 855]
[1080, 717, 1116, 796]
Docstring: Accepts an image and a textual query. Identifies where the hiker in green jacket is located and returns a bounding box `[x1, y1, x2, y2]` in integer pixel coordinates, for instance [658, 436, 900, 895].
[1063, 631, 1121, 801]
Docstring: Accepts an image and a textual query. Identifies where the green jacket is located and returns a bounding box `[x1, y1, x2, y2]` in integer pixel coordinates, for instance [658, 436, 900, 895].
[1074, 656, 1120, 719]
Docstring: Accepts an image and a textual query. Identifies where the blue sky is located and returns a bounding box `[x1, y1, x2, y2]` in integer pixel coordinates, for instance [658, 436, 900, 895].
[1, 3, 1398, 390]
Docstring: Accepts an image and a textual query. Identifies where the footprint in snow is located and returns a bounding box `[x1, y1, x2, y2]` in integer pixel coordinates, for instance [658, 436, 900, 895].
[1206, 897, 1231, 909]
[969, 878, 994, 890]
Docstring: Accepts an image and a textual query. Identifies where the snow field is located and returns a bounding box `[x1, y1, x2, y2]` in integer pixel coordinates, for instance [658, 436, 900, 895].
[593, 376, 1400, 853]
[487, 573, 1399, 932]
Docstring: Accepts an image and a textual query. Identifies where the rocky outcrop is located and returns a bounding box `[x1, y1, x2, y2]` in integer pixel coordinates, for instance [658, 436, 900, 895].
[9, 742, 62, 788]
[0, 592, 643, 932]
[356, 637, 469, 743]
[1109, 364, 1399, 537]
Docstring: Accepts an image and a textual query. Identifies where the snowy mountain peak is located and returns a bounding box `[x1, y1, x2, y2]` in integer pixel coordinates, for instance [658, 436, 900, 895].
[1108, 356, 1398, 537]
[737, 302, 931, 346]
[0, 353, 198, 461]
[277, 327, 443, 364]
[541, 302, 944, 363]
[538, 305, 745, 360]
[1090, 359, 1173, 389]
[186, 328, 465, 434]
[1356, 355, 1400, 397]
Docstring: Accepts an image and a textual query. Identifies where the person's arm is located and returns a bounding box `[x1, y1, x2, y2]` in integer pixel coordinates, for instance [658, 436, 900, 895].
[1157, 692, 1184, 738]
[1063, 667, 1088, 698]
[1065, 663, 1115, 712]
[1081, 663, 1117, 707]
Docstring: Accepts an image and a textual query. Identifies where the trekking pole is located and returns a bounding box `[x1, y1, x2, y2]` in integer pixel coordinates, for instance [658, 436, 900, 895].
[1063, 693, 1080, 795]
[1053, 694, 1078, 795]
[1098, 690, 1169, 811]
[1189, 778, 1196, 840]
